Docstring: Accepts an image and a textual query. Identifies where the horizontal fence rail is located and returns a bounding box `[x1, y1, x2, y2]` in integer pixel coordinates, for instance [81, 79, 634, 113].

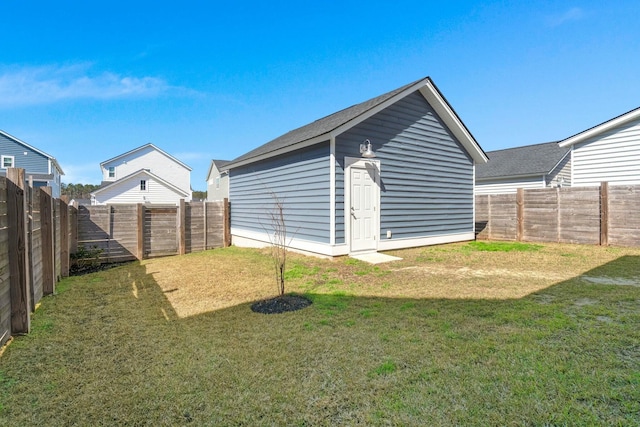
[475, 183, 640, 247]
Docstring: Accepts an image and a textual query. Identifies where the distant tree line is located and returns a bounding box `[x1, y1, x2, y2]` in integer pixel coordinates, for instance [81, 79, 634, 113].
[192, 190, 207, 200]
[61, 183, 101, 200]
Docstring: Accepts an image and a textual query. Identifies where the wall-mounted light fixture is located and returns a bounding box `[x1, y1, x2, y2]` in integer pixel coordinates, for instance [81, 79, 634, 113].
[359, 139, 376, 158]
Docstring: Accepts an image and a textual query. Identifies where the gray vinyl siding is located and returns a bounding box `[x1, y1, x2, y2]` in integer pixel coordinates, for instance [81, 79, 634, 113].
[0, 133, 50, 173]
[230, 144, 331, 243]
[336, 91, 474, 241]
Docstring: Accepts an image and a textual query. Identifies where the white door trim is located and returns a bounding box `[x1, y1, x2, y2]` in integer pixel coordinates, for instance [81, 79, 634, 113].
[344, 156, 380, 253]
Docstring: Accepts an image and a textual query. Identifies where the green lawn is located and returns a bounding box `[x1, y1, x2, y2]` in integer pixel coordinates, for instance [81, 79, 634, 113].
[1, 242, 639, 426]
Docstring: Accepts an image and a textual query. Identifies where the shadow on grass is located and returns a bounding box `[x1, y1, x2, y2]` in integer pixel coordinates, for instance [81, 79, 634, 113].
[0, 255, 638, 426]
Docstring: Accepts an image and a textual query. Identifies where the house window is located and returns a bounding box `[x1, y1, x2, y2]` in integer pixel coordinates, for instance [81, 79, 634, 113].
[215, 177, 220, 189]
[140, 180, 147, 191]
[1, 155, 15, 169]
[108, 166, 115, 178]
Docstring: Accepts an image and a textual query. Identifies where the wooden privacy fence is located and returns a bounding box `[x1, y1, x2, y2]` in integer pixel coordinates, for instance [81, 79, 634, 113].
[1, 167, 230, 348]
[0, 169, 71, 347]
[475, 183, 640, 247]
[76, 199, 230, 262]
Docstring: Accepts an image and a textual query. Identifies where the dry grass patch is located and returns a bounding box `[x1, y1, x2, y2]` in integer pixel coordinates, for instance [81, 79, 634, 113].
[143, 242, 640, 317]
[1, 241, 639, 425]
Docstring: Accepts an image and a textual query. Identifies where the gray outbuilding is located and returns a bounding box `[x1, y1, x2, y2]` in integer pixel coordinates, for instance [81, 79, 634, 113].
[224, 76, 488, 257]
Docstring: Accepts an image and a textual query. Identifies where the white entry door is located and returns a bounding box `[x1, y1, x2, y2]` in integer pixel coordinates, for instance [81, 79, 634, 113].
[349, 162, 378, 252]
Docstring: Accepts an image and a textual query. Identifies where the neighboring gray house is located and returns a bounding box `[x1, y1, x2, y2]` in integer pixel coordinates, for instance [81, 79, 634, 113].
[206, 159, 229, 201]
[559, 106, 640, 187]
[475, 141, 571, 194]
[224, 76, 488, 257]
[0, 130, 64, 197]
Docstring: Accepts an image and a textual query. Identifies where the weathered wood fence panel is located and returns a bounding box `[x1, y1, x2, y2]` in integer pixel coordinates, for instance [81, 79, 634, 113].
[0, 178, 10, 346]
[475, 193, 517, 241]
[109, 205, 138, 262]
[186, 202, 206, 253]
[28, 186, 43, 311]
[145, 206, 178, 258]
[522, 189, 558, 243]
[608, 185, 640, 247]
[76, 201, 229, 262]
[476, 183, 640, 247]
[558, 187, 600, 245]
[207, 201, 226, 249]
[7, 169, 30, 334]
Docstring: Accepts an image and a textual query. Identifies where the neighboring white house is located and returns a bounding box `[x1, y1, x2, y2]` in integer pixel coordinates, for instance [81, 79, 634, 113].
[91, 143, 192, 205]
[206, 159, 229, 201]
[475, 141, 571, 194]
[559, 106, 640, 187]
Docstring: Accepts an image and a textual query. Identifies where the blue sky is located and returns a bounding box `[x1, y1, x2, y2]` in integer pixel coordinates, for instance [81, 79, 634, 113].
[2, 1, 639, 188]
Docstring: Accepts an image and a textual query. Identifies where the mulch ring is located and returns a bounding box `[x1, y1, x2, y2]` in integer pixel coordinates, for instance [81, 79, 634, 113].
[251, 294, 312, 314]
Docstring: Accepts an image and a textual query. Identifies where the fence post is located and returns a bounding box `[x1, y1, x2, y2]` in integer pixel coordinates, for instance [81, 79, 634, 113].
[40, 188, 55, 295]
[178, 199, 186, 255]
[600, 182, 609, 246]
[203, 201, 207, 250]
[516, 188, 524, 242]
[69, 204, 78, 255]
[137, 204, 145, 260]
[26, 178, 35, 312]
[223, 198, 231, 247]
[6, 168, 31, 334]
[59, 199, 69, 277]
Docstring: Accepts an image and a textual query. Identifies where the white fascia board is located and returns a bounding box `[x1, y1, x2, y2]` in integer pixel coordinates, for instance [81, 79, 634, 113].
[100, 143, 193, 171]
[559, 107, 640, 147]
[547, 150, 571, 174]
[206, 160, 217, 181]
[419, 82, 488, 164]
[328, 79, 433, 138]
[226, 136, 331, 170]
[92, 169, 189, 197]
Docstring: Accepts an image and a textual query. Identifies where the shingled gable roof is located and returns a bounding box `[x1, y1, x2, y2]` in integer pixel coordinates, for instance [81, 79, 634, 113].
[476, 141, 570, 180]
[225, 76, 487, 169]
[559, 105, 640, 147]
[100, 143, 192, 171]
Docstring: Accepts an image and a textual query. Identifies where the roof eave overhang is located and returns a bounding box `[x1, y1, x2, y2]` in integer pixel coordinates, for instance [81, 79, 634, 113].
[100, 143, 193, 171]
[476, 173, 545, 181]
[419, 81, 488, 164]
[226, 77, 488, 169]
[559, 107, 640, 147]
[91, 169, 189, 198]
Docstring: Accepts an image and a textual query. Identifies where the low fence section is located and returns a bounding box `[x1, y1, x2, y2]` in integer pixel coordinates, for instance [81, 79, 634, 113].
[476, 183, 640, 247]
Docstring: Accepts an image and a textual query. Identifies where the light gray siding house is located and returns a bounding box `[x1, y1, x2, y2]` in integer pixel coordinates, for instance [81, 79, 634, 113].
[559, 106, 640, 187]
[206, 159, 229, 201]
[476, 142, 571, 194]
[224, 77, 488, 257]
[0, 130, 64, 197]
